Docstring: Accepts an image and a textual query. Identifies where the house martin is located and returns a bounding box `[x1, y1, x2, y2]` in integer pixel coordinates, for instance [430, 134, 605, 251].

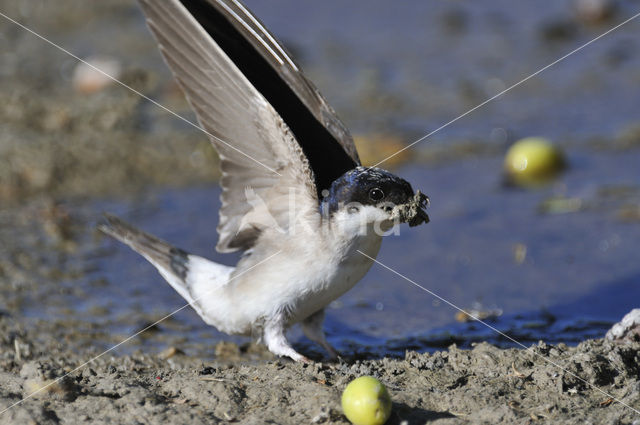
[100, 0, 429, 362]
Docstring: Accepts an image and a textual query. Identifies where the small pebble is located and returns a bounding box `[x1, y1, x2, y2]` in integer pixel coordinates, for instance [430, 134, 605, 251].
[574, 0, 615, 24]
[72, 56, 121, 94]
[606, 309, 640, 342]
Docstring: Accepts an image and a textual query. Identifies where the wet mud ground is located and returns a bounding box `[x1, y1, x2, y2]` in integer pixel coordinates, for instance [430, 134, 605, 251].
[0, 332, 639, 424]
[1, 0, 640, 423]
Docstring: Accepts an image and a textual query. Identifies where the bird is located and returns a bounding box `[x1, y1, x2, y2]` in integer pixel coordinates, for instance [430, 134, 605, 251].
[99, 0, 429, 362]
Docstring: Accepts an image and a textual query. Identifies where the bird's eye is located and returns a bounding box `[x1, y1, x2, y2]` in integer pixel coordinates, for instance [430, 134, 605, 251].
[369, 188, 384, 201]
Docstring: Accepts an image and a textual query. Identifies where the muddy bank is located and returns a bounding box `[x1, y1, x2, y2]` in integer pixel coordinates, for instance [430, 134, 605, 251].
[0, 314, 639, 425]
[0, 74, 220, 203]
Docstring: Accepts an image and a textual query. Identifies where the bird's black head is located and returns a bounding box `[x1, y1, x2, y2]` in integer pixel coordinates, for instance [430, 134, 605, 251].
[322, 166, 429, 226]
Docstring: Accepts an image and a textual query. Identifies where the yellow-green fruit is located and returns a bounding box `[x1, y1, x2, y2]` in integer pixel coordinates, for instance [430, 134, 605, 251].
[341, 376, 392, 425]
[504, 137, 566, 186]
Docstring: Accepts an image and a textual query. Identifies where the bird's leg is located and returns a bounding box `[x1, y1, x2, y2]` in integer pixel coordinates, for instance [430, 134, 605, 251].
[263, 313, 309, 363]
[302, 309, 338, 360]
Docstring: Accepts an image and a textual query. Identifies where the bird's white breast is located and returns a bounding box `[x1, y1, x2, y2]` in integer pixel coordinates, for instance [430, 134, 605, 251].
[284, 207, 385, 324]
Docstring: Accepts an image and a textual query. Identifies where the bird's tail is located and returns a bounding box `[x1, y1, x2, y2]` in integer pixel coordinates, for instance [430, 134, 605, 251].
[98, 213, 233, 318]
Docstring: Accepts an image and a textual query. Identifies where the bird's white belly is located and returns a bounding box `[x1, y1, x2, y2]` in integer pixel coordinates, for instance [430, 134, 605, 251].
[212, 220, 385, 334]
[288, 230, 383, 324]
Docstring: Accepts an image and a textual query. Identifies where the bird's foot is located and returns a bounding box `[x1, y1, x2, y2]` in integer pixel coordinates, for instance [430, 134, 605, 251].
[324, 344, 339, 361]
[264, 315, 309, 362]
[301, 309, 338, 361]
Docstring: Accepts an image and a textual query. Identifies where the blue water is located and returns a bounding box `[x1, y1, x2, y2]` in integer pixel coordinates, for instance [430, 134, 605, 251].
[81, 147, 640, 358]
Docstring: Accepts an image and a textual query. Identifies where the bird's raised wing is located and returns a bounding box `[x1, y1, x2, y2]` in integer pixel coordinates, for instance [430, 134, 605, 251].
[139, 0, 359, 253]
[178, 0, 361, 168]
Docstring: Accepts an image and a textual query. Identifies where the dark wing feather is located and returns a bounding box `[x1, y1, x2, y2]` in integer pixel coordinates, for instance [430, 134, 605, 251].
[178, 0, 360, 195]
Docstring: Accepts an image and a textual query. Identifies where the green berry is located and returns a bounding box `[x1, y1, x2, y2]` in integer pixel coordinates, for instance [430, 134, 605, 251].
[504, 137, 566, 186]
[341, 376, 392, 425]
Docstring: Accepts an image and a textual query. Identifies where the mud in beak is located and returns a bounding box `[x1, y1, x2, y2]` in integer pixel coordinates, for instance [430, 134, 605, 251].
[391, 190, 430, 227]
